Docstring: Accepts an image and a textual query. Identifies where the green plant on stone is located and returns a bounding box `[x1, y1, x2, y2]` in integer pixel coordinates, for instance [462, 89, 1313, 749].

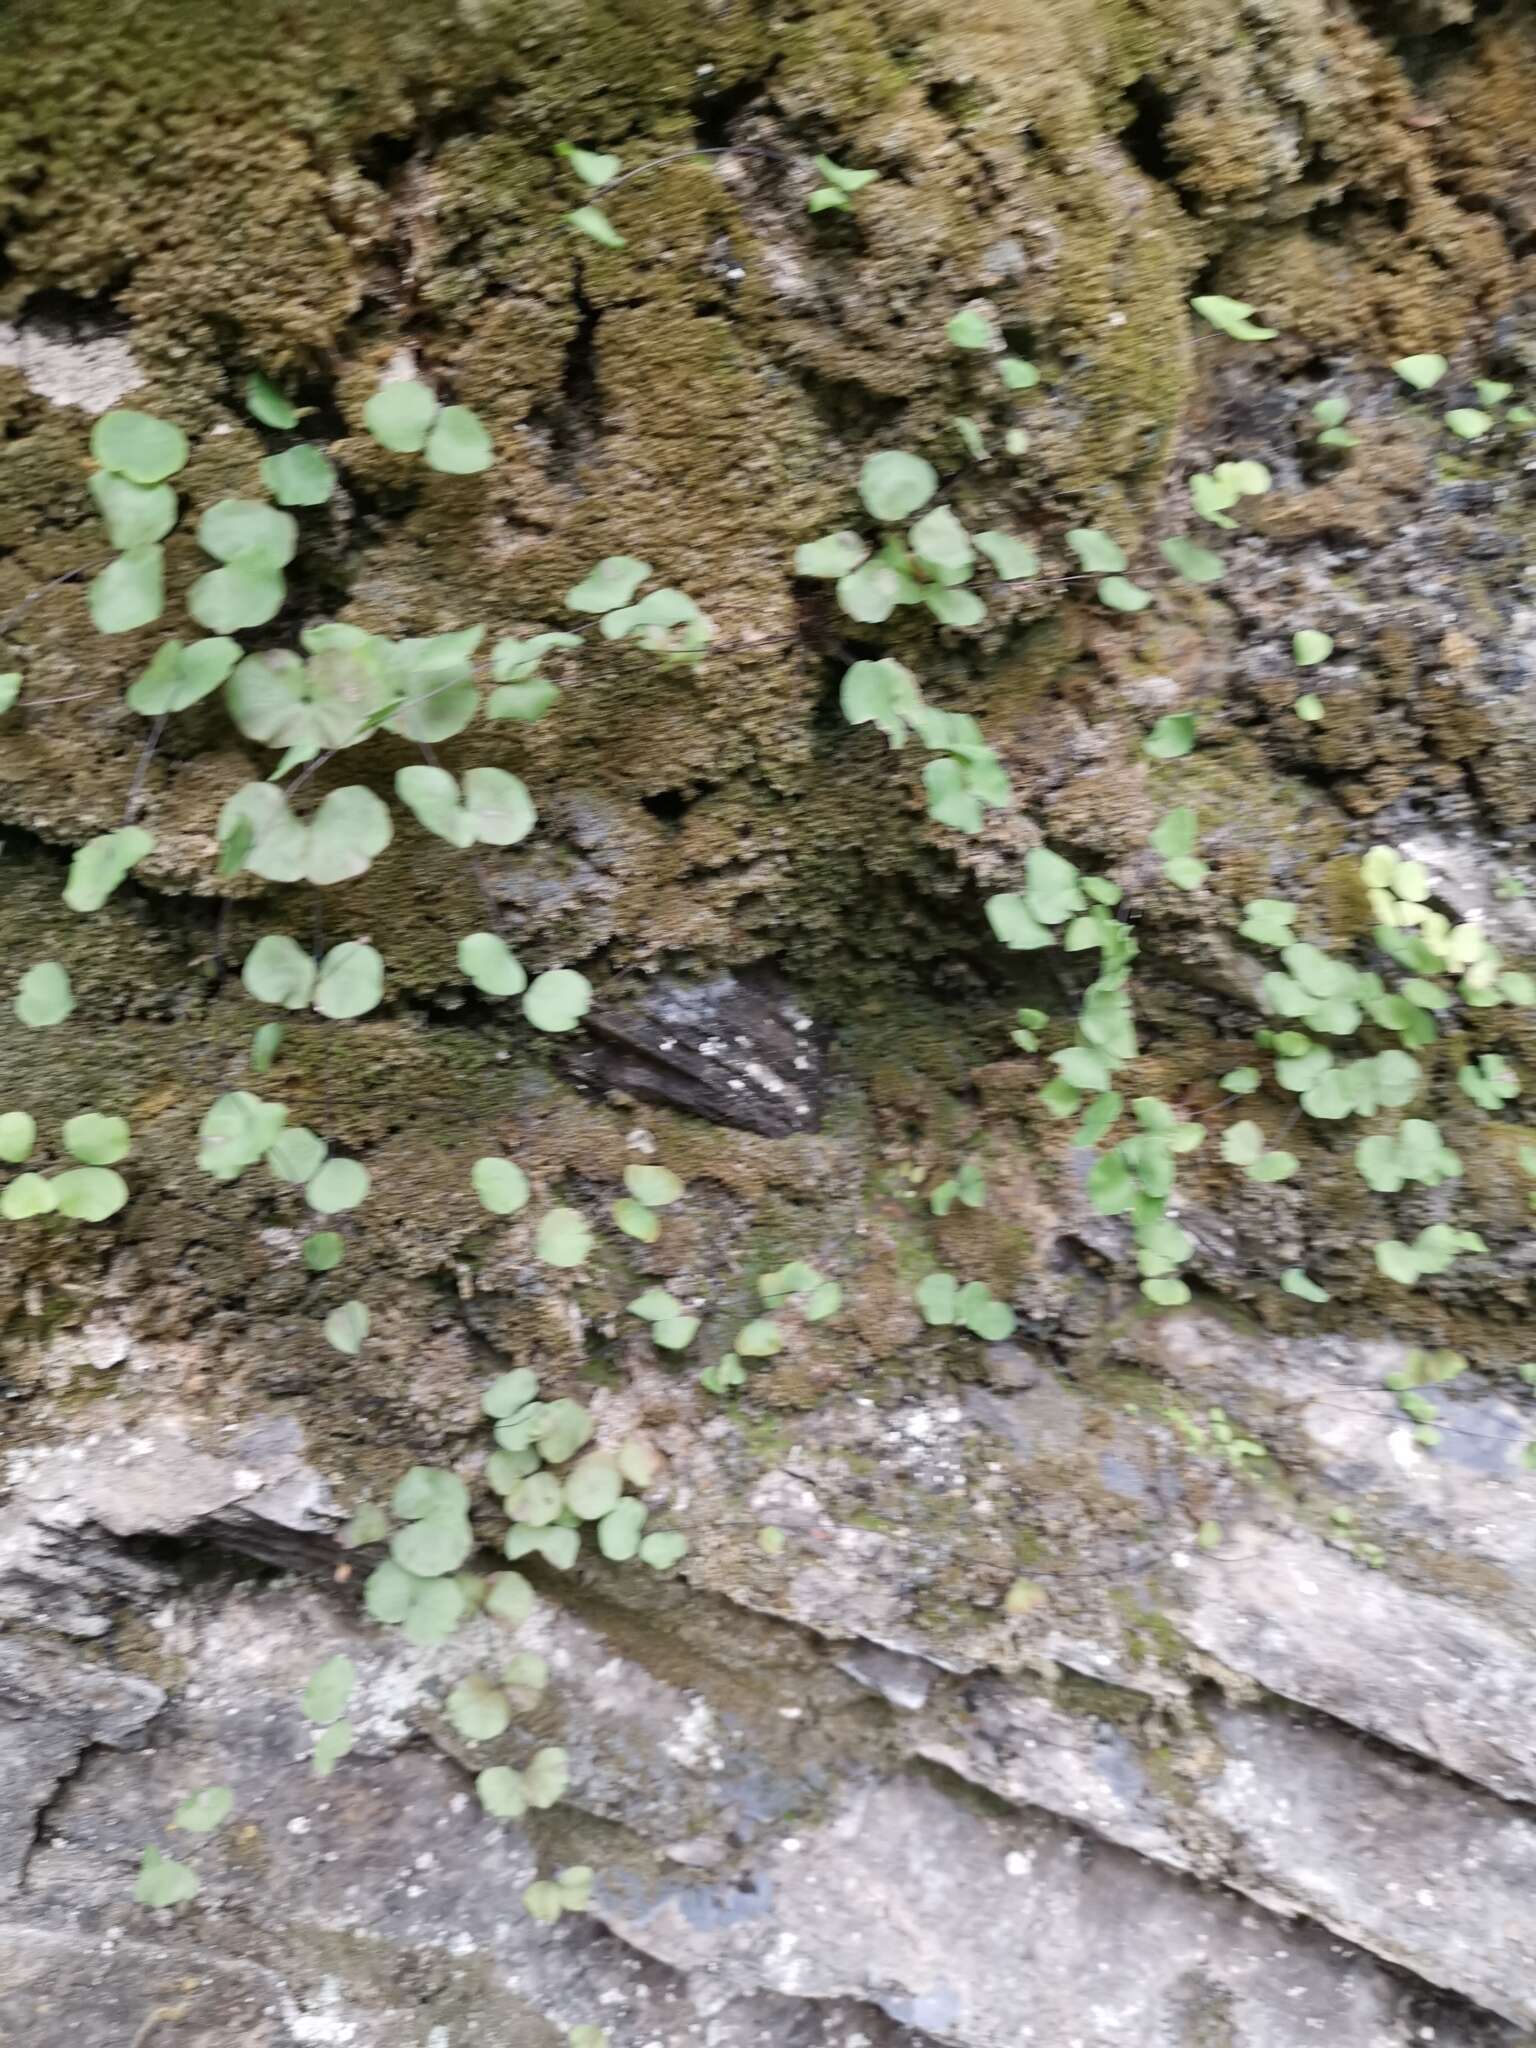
[487, 631, 582, 722]
[242, 935, 384, 1020]
[797, 451, 1035, 628]
[914, 1270, 1015, 1340]
[1166, 1404, 1266, 1470]
[612, 1159, 684, 1242]
[363, 378, 493, 474]
[757, 1259, 842, 1322]
[1374, 1226, 1486, 1288]
[301, 1653, 357, 1778]
[1458, 1054, 1519, 1110]
[1312, 395, 1358, 449]
[839, 658, 1012, 833]
[64, 827, 155, 913]
[1191, 295, 1277, 342]
[1188, 458, 1270, 529]
[627, 1286, 700, 1350]
[1392, 354, 1448, 392]
[1383, 1347, 1466, 1448]
[565, 556, 716, 661]
[1143, 712, 1196, 760]
[1150, 808, 1208, 891]
[931, 1157, 985, 1216]
[808, 153, 879, 213]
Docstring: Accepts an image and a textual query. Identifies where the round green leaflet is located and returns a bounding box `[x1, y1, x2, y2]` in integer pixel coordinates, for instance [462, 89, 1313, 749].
[342, 1502, 388, 1548]
[447, 1674, 511, 1742]
[837, 560, 907, 624]
[424, 406, 494, 474]
[1446, 407, 1493, 440]
[306, 786, 394, 887]
[523, 1746, 569, 1809]
[393, 1467, 470, 1519]
[246, 373, 299, 429]
[1065, 527, 1125, 574]
[198, 500, 298, 567]
[505, 1651, 549, 1695]
[566, 555, 651, 613]
[89, 472, 178, 549]
[314, 941, 384, 1020]
[736, 1318, 783, 1357]
[1, 1174, 55, 1220]
[639, 1531, 687, 1570]
[1159, 536, 1225, 583]
[458, 931, 526, 996]
[89, 545, 164, 635]
[623, 1162, 683, 1207]
[507, 1472, 563, 1527]
[1392, 353, 1447, 391]
[63, 827, 155, 913]
[596, 1498, 646, 1562]
[91, 410, 188, 485]
[16, 962, 74, 1029]
[173, 1785, 233, 1834]
[306, 1157, 370, 1214]
[391, 1509, 473, 1578]
[482, 1368, 540, 1418]
[261, 445, 336, 506]
[612, 1198, 659, 1242]
[1144, 713, 1196, 759]
[0, 1111, 36, 1164]
[946, 306, 996, 350]
[908, 504, 974, 574]
[472, 1158, 530, 1215]
[557, 140, 622, 186]
[134, 1846, 200, 1908]
[1293, 629, 1333, 667]
[462, 767, 536, 846]
[364, 379, 439, 452]
[794, 531, 868, 578]
[300, 1654, 355, 1724]
[484, 1570, 534, 1624]
[567, 203, 625, 247]
[127, 637, 240, 715]
[522, 968, 592, 1033]
[1098, 576, 1151, 613]
[395, 763, 470, 846]
[858, 450, 938, 522]
[974, 531, 1037, 581]
[52, 1167, 129, 1221]
[537, 1398, 592, 1463]
[0, 673, 18, 714]
[564, 1453, 622, 1521]
[323, 1300, 370, 1355]
[652, 1315, 699, 1351]
[187, 557, 285, 634]
[1190, 294, 1277, 342]
[303, 1231, 345, 1271]
[312, 1722, 355, 1777]
[267, 1126, 327, 1183]
[243, 935, 316, 1010]
[62, 1112, 131, 1165]
[476, 1765, 527, 1819]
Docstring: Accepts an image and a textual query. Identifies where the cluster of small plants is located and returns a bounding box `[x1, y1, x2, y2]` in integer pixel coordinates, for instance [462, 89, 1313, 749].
[3, 131, 1533, 1995]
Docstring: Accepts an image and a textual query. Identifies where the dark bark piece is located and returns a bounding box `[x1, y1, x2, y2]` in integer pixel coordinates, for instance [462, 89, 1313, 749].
[569, 969, 825, 1136]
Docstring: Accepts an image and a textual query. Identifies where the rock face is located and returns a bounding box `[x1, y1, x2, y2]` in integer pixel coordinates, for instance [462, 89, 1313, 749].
[3, 1, 1536, 2044]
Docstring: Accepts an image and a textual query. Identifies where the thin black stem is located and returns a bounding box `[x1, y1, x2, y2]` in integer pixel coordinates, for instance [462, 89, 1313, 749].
[123, 714, 166, 823]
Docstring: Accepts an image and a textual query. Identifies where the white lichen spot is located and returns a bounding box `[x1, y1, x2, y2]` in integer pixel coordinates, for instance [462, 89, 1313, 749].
[0, 320, 143, 413]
